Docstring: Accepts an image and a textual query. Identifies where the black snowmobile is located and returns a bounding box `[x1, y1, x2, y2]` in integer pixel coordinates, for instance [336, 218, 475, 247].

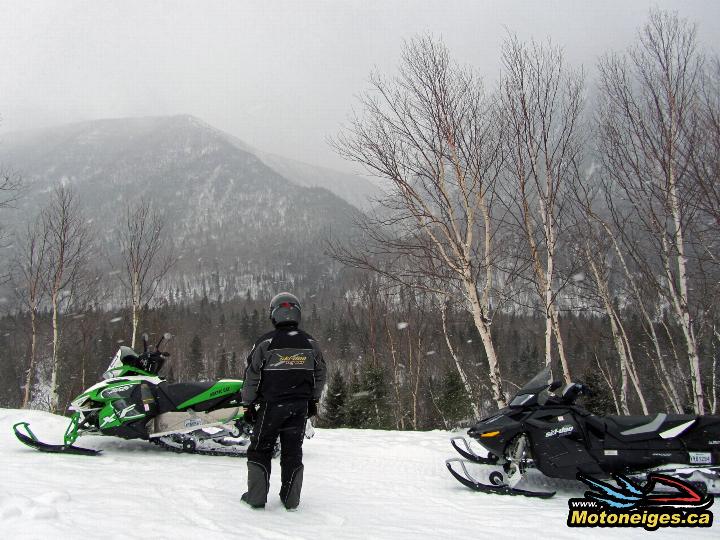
[447, 367, 720, 498]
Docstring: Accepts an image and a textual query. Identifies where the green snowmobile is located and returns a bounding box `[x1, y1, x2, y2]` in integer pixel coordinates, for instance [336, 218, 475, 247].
[14, 333, 250, 456]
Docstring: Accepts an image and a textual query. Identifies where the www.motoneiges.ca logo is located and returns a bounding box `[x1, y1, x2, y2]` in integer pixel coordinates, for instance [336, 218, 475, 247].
[567, 472, 714, 530]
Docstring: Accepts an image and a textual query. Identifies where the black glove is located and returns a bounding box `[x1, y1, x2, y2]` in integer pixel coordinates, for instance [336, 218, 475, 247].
[307, 400, 318, 418]
[243, 403, 257, 425]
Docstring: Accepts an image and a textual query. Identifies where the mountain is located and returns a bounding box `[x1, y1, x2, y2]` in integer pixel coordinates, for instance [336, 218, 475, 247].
[0, 115, 364, 300]
[254, 152, 378, 211]
[207, 126, 379, 211]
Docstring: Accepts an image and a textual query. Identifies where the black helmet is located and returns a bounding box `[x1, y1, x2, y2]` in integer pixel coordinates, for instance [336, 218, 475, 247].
[270, 292, 301, 327]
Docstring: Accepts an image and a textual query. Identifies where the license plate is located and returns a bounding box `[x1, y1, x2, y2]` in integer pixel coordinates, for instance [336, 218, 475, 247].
[689, 452, 712, 464]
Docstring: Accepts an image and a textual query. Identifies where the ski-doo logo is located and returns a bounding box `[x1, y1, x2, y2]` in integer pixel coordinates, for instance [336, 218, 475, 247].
[277, 353, 308, 365]
[567, 472, 714, 530]
[545, 425, 573, 438]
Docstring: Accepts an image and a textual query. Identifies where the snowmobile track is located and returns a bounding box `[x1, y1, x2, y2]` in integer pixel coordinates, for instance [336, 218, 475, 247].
[151, 437, 249, 457]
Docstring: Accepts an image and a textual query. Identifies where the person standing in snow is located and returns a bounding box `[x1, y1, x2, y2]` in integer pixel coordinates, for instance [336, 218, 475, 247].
[240, 292, 327, 510]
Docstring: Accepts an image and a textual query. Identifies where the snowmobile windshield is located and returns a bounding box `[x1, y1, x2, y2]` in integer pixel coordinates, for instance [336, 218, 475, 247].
[102, 346, 139, 379]
[508, 367, 553, 407]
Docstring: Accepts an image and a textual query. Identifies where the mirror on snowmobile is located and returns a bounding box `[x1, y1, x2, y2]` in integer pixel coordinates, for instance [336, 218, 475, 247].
[156, 332, 173, 351]
[142, 333, 149, 353]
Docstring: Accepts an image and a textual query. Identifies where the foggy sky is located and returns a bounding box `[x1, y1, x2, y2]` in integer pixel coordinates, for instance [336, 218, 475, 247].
[1, 0, 719, 174]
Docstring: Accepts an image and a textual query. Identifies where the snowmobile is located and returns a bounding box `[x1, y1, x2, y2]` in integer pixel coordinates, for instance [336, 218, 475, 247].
[446, 367, 720, 498]
[14, 333, 253, 457]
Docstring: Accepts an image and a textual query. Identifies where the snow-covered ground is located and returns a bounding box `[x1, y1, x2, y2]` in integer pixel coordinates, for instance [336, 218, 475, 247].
[0, 408, 713, 539]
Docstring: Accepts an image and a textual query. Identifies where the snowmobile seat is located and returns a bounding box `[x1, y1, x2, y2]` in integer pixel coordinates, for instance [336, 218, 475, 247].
[156, 382, 218, 413]
[604, 413, 697, 439]
[607, 414, 664, 430]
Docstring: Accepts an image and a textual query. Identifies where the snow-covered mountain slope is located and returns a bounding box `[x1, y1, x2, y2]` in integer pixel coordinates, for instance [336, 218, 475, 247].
[1, 409, 709, 539]
[0, 115, 363, 296]
[255, 152, 378, 211]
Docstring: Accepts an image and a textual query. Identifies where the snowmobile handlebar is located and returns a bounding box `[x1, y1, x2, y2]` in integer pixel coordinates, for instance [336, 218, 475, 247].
[131, 333, 173, 374]
[555, 382, 591, 404]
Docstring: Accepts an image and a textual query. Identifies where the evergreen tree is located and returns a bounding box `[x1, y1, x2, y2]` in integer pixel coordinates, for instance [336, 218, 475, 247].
[436, 368, 473, 427]
[311, 303, 319, 324]
[581, 371, 615, 416]
[322, 370, 348, 427]
[512, 341, 541, 384]
[344, 364, 391, 429]
[249, 309, 261, 338]
[230, 351, 238, 377]
[338, 320, 352, 359]
[240, 308, 250, 342]
[217, 348, 228, 379]
[188, 335, 204, 379]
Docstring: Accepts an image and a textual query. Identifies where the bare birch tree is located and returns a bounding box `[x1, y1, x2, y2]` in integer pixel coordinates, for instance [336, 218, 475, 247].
[499, 36, 585, 383]
[570, 179, 683, 413]
[598, 10, 707, 413]
[0, 166, 23, 284]
[692, 57, 720, 402]
[332, 36, 509, 408]
[116, 201, 175, 350]
[692, 56, 720, 229]
[12, 216, 48, 407]
[569, 214, 649, 414]
[42, 186, 92, 412]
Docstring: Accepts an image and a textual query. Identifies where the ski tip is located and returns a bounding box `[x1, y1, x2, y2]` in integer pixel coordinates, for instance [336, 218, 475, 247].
[13, 423, 101, 456]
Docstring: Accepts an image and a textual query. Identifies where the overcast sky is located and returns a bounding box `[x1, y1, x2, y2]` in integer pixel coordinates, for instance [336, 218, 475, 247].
[1, 0, 719, 173]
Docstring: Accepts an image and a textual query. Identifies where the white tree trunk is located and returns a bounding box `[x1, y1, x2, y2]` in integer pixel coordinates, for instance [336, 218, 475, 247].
[550, 306, 571, 383]
[131, 270, 141, 350]
[22, 310, 37, 408]
[441, 303, 481, 418]
[466, 281, 506, 408]
[595, 354, 622, 414]
[615, 314, 649, 414]
[606, 229, 682, 412]
[666, 178, 704, 414]
[586, 253, 648, 413]
[385, 321, 405, 430]
[49, 294, 60, 413]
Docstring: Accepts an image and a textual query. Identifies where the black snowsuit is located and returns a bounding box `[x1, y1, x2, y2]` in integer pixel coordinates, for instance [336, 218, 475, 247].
[241, 324, 326, 508]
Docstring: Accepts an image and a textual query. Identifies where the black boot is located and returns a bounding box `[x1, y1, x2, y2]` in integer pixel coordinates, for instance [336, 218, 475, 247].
[280, 465, 304, 510]
[242, 461, 269, 509]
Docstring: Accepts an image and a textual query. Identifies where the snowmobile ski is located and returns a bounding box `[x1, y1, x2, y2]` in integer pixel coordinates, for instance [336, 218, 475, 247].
[450, 437, 499, 464]
[13, 422, 101, 456]
[446, 459, 555, 499]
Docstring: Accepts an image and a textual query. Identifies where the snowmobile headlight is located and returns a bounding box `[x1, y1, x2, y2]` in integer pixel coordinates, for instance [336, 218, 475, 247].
[480, 430, 500, 438]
